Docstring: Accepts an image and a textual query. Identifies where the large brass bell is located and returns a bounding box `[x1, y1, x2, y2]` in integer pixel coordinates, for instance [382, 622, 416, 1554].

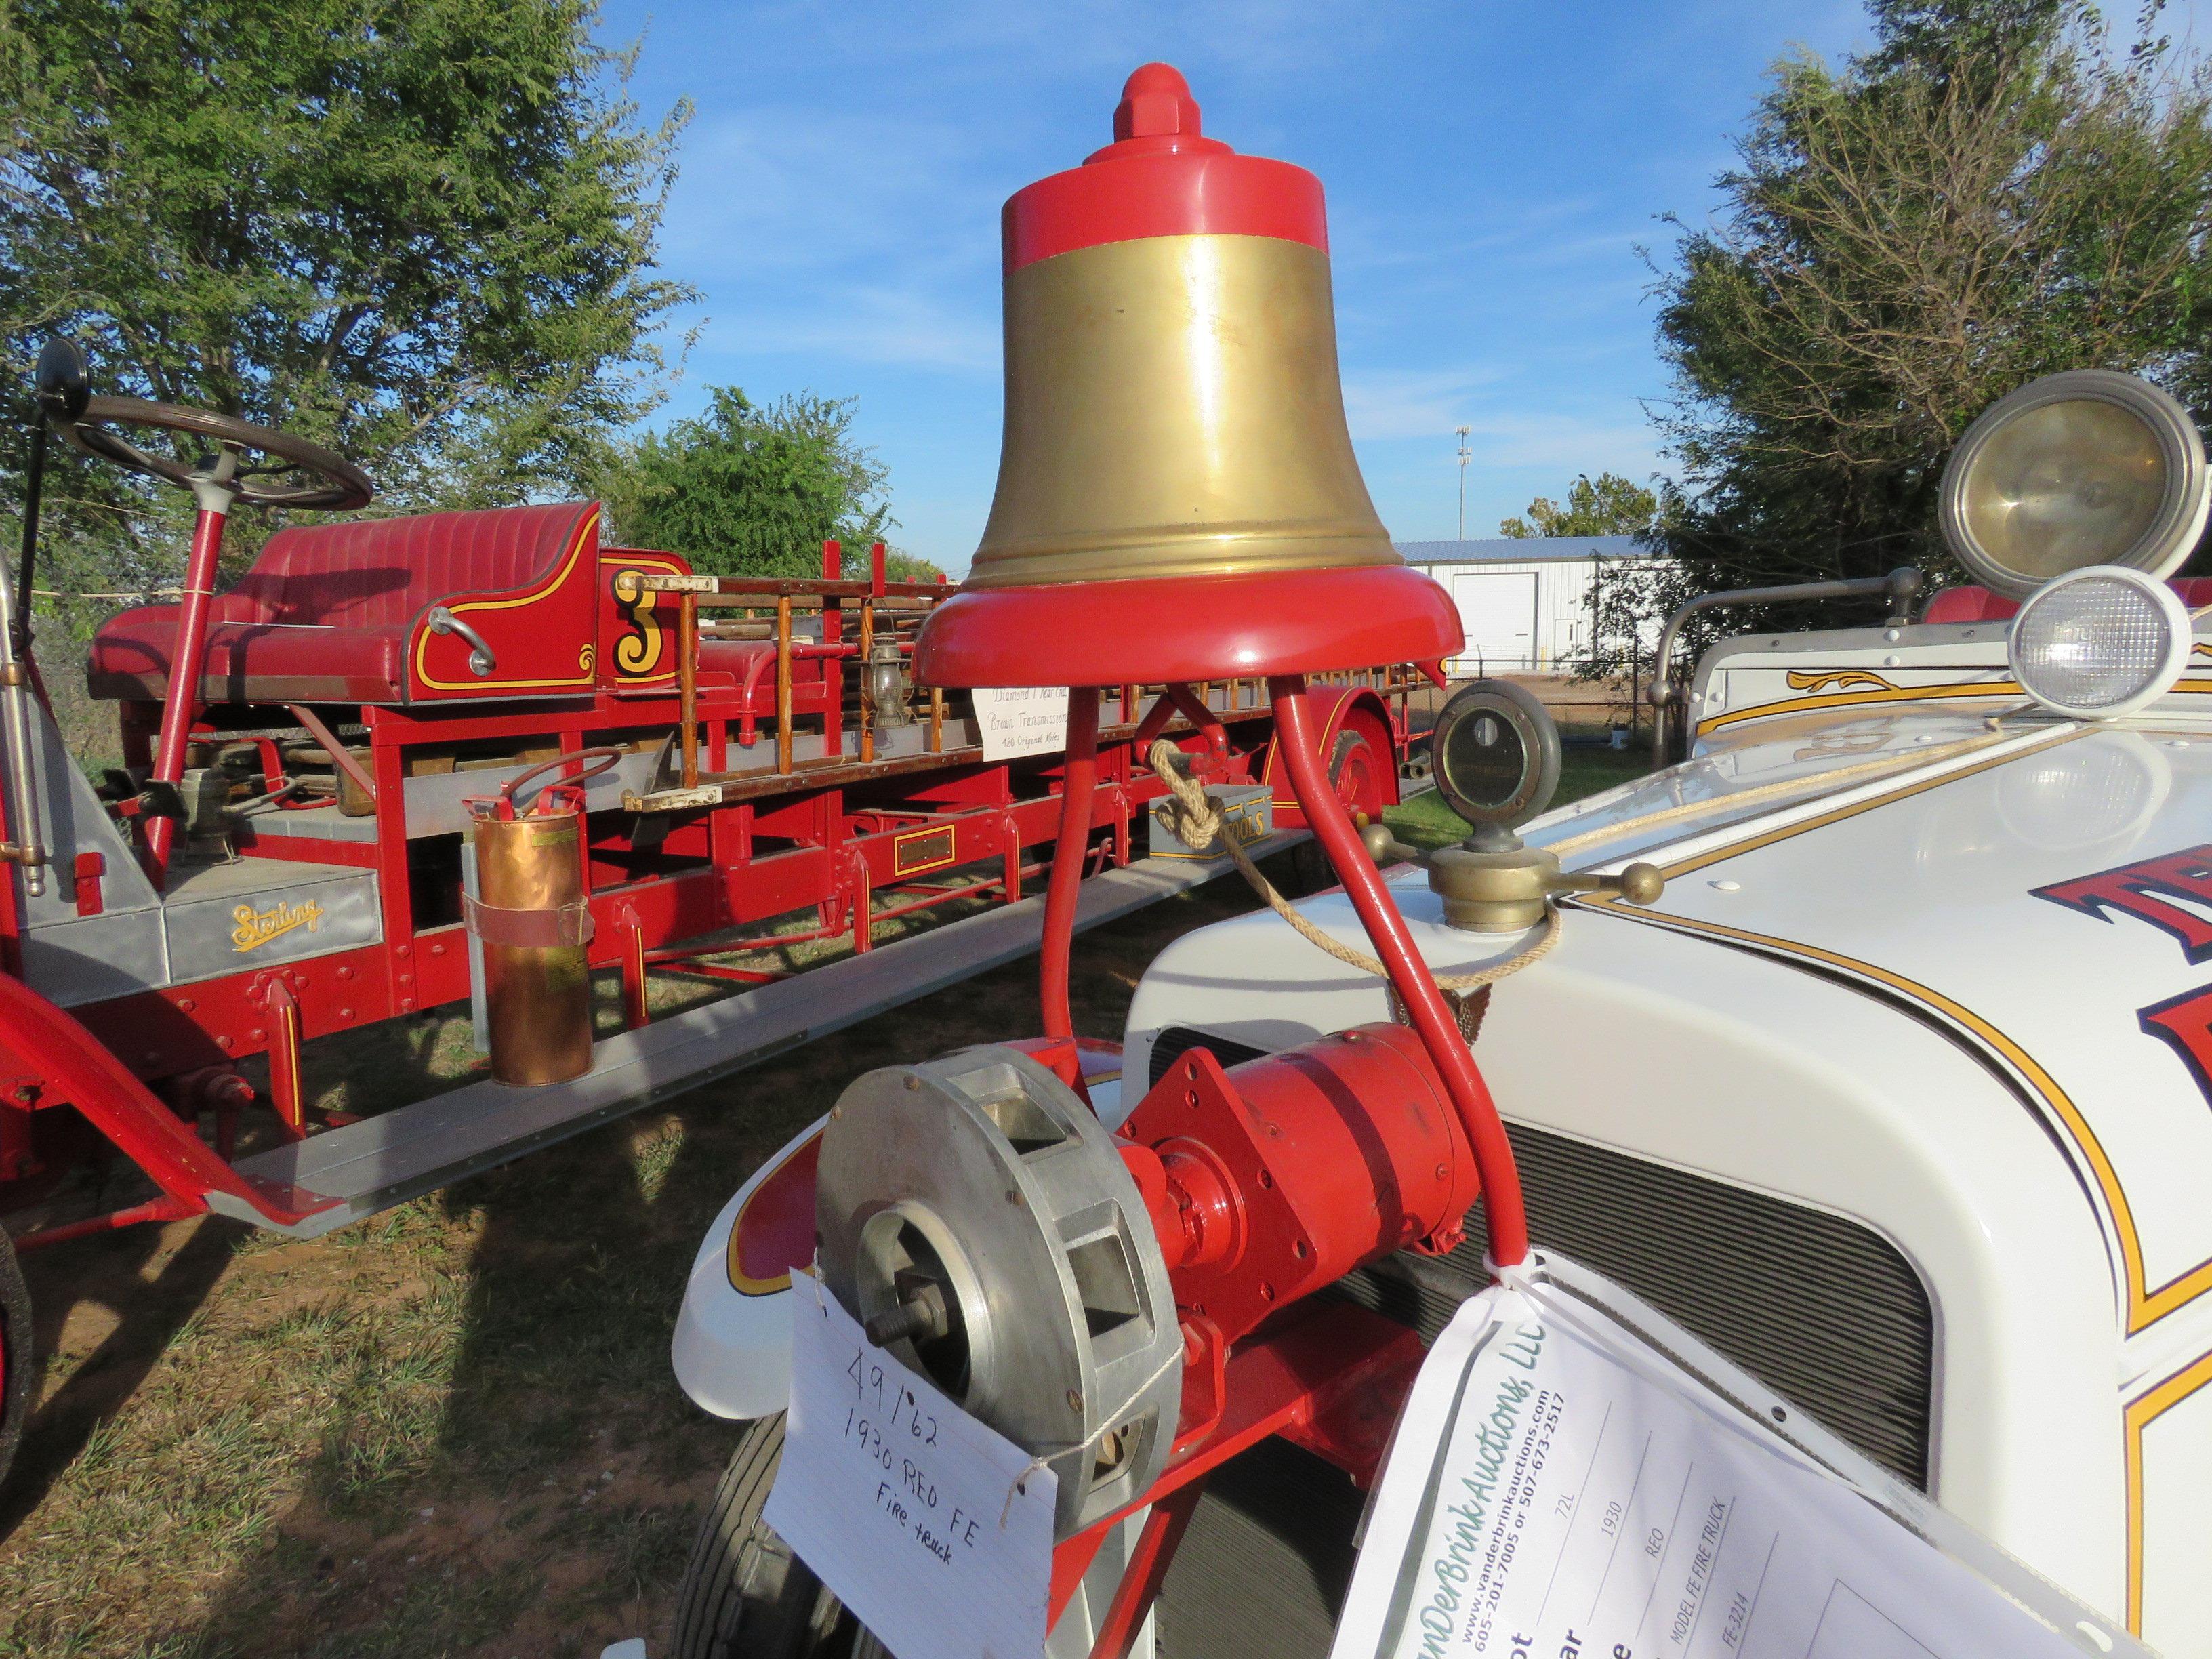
[965, 64, 1400, 592]
[915, 64, 1460, 688]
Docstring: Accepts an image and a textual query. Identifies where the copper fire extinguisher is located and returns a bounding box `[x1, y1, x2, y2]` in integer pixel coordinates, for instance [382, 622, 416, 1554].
[464, 750, 619, 1086]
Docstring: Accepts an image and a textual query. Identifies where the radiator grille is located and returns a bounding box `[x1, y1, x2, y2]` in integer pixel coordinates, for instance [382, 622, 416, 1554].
[1148, 1028, 1936, 1488]
[1147, 1026, 1269, 1086]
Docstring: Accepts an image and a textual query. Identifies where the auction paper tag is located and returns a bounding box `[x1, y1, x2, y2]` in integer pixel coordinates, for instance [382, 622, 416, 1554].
[976, 686, 1069, 762]
[1333, 1276, 2121, 1659]
[766, 1271, 1057, 1659]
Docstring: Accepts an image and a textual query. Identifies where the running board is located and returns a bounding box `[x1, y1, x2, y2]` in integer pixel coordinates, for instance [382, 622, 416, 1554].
[209, 836, 1309, 1237]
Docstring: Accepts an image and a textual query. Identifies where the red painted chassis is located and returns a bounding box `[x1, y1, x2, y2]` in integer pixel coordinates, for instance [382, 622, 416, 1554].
[0, 532, 1423, 1253]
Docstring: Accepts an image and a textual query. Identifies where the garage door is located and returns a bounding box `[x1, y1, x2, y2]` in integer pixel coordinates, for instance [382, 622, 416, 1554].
[1446, 570, 1537, 674]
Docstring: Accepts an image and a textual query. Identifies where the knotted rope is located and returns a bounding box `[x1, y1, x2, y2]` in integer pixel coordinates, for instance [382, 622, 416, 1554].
[1145, 739, 1561, 993]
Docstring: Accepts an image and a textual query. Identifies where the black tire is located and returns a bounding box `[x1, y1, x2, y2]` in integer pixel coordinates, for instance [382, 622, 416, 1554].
[671, 1412, 879, 1659]
[0, 1225, 31, 1492]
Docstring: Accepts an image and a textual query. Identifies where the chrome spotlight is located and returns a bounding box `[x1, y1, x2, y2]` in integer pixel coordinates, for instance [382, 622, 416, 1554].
[1940, 370, 2209, 599]
[2009, 565, 2192, 719]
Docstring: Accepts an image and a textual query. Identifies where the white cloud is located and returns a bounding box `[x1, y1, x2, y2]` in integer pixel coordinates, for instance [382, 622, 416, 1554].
[694, 285, 1000, 374]
[1343, 367, 1504, 442]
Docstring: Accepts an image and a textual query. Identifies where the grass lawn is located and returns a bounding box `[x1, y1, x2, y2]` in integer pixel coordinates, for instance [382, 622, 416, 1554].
[1, 743, 1649, 1658]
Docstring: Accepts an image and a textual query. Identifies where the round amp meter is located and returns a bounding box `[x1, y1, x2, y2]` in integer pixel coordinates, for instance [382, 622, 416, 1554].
[1429, 679, 1562, 841]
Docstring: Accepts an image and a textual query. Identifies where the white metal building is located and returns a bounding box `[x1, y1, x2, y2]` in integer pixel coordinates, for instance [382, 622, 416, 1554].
[1396, 535, 1667, 674]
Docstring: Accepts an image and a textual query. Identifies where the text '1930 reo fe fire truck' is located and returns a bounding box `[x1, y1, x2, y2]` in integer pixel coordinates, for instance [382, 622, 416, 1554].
[665, 62, 2212, 1659]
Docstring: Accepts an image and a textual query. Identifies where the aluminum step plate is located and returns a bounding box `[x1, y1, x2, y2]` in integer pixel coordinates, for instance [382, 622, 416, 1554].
[211, 836, 1308, 1237]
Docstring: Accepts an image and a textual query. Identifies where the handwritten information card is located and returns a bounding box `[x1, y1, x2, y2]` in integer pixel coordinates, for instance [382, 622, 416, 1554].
[975, 686, 1069, 763]
[766, 1271, 1057, 1659]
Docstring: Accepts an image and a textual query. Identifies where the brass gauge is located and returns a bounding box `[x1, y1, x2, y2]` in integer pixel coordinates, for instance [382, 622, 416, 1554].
[1376, 680, 1662, 933]
[1429, 679, 1561, 844]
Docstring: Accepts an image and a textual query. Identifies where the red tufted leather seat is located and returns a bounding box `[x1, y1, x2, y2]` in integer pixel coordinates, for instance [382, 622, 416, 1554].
[1923, 577, 2212, 624]
[89, 502, 599, 705]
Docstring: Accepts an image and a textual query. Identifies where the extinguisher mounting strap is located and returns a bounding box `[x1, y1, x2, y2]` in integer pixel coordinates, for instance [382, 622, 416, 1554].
[462, 893, 596, 949]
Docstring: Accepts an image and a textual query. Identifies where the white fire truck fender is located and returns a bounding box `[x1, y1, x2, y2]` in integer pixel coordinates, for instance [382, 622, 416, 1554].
[670, 1117, 824, 1420]
[673, 1072, 1130, 1420]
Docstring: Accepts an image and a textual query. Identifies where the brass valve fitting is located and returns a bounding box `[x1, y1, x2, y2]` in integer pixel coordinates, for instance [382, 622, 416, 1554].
[1361, 822, 1664, 933]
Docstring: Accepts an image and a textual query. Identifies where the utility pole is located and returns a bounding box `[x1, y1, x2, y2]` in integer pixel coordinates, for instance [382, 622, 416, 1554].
[1454, 425, 1471, 540]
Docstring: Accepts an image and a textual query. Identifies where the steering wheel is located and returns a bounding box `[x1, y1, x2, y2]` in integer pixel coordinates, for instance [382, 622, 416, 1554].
[54, 394, 373, 512]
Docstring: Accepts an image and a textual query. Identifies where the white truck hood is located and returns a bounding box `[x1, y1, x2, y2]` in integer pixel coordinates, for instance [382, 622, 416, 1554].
[1539, 708, 2212, 1347]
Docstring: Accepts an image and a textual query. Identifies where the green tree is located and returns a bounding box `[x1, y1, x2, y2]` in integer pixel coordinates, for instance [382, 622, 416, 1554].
[1641, 0, 2212, 663]
[880, 548, 949, 583]
[0, 0, 692, 548]
[597, 386, 896, 579]
[1499, 472, 1665, 539]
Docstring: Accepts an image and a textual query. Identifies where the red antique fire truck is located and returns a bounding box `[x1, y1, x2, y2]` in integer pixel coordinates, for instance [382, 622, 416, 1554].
[0, 335, 1422, 1486]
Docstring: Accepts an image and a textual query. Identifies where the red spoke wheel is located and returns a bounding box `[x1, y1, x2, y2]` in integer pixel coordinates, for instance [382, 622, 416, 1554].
[1328, 726, 1387, 825]
[0, 1225, 31, 1492]
[1290, 723, 1391, 893]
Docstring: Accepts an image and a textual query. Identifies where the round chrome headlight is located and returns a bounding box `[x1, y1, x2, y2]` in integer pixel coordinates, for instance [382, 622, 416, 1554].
[1942, 370, 2209, 598]
[2008, 565, 2192, 719]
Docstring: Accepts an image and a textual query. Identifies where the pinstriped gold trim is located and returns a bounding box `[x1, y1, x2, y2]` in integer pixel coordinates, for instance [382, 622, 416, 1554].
[2124, 1348, 2212, 1634]
[1698, 679, 2027, 735]
[1573, 735, 2212, 1636]
[1586, 895, 2192, 1333]
[1784, 668, 1898, 693]
[1578, 729, 2212, 1336]
[1604, 883, 2194, 1639]
[607, 550, 689, 683]
[724, 1128, 821, 1297]
[1699, 674, 2212, 735]
[1622, 735, 2078, 884]
[411, 506, 600, 693]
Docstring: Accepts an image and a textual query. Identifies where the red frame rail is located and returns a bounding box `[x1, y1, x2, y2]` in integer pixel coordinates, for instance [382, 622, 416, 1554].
[0, 544, 1425, 1246]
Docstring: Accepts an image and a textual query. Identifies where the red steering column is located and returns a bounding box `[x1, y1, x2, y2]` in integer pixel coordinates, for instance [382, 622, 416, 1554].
[142, 480, 239, 884]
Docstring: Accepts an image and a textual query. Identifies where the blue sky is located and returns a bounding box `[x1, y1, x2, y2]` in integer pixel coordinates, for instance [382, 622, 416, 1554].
[584, 1, 2139, 572]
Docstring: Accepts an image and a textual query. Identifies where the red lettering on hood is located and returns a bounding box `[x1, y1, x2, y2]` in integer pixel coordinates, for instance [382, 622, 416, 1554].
[2034, 845, 2212, 964]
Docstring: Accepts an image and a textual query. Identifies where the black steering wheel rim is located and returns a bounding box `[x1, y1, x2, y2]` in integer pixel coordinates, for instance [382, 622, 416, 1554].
[58, 395, 373, 512]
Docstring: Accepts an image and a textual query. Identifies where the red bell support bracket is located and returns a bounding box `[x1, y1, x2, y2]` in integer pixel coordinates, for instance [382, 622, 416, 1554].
[1045, 1300, 1428, 1643]
[1041, 686, 1101, 1054]
[1084, 1479, 1207, 1659]
[1268, 676, 1530, 1268]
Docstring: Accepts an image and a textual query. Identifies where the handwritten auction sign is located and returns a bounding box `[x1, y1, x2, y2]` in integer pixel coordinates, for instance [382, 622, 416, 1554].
[766, 1271, 1057, 1659]
[975, 686, 1069, 763]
